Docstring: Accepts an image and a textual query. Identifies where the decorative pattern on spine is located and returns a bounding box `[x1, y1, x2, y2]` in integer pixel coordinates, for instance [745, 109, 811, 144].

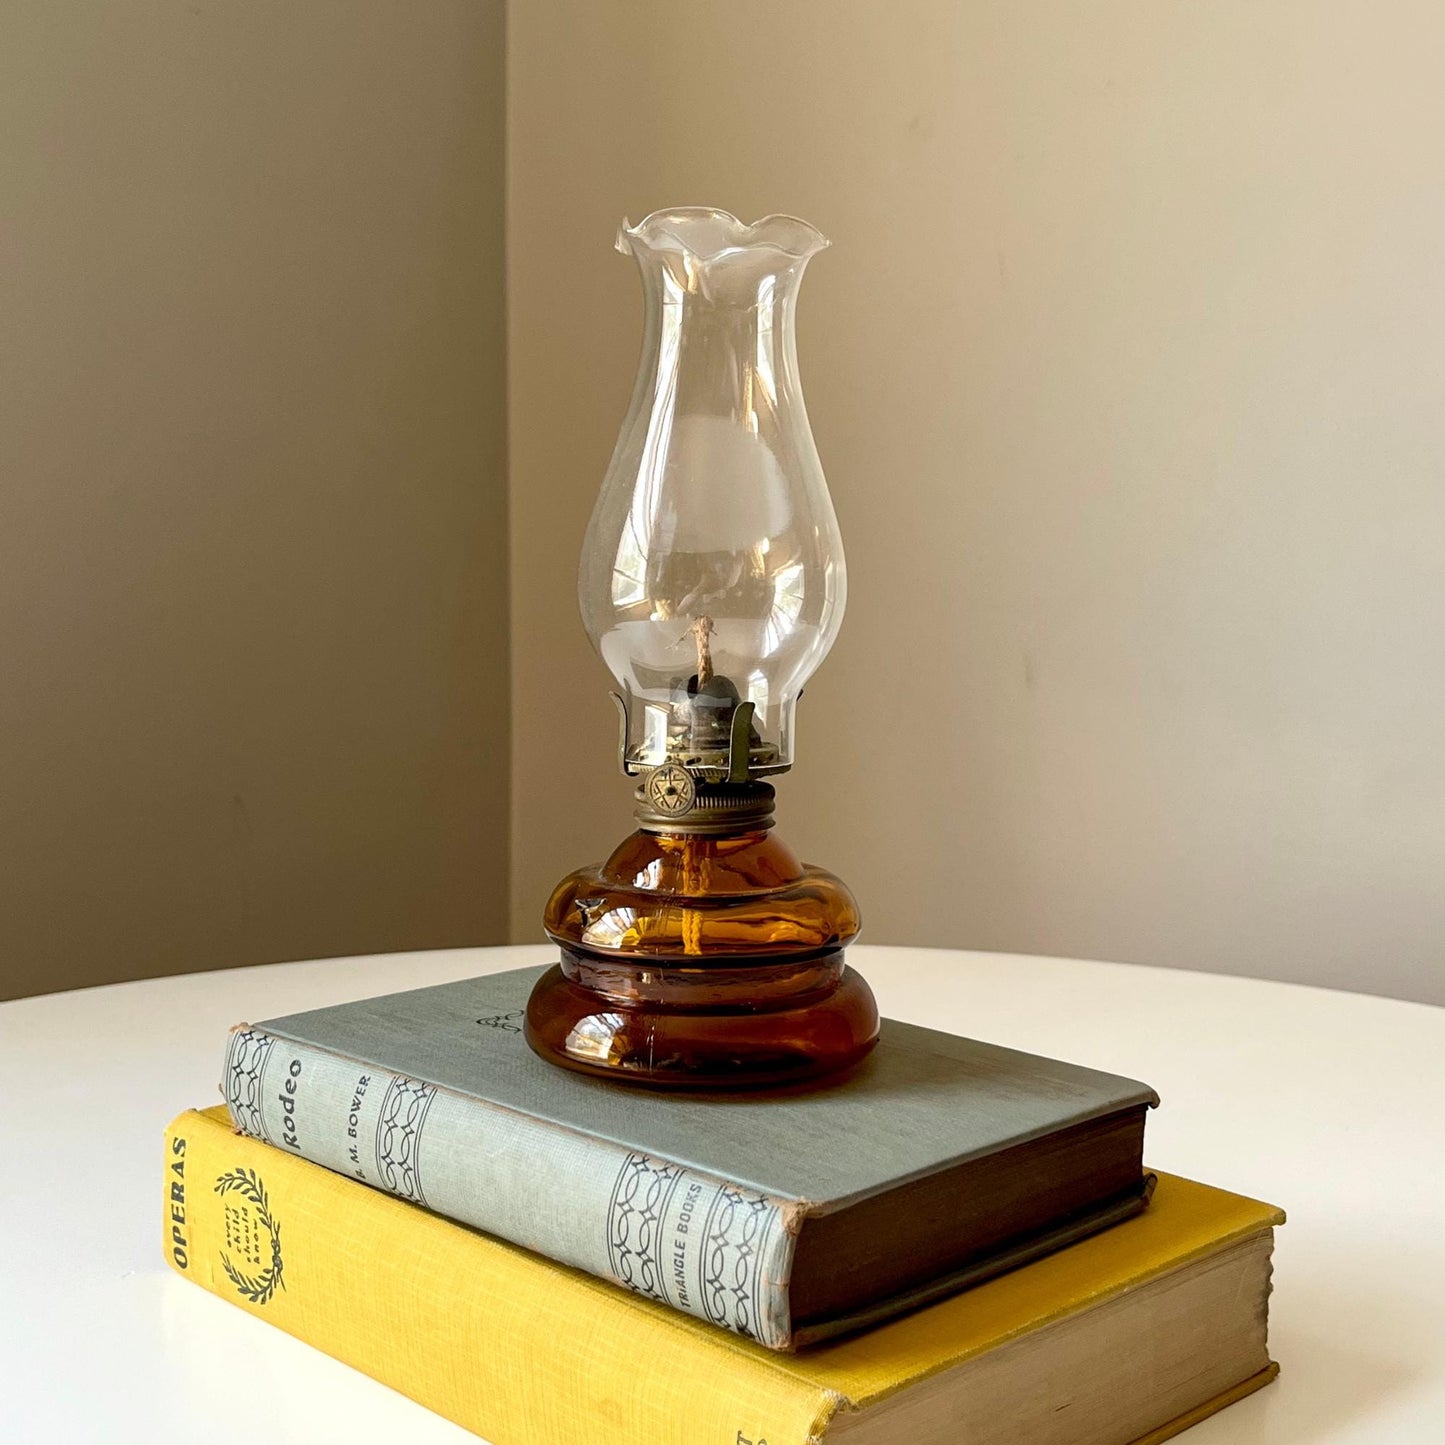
[374, 1077, 437, 1207]
[605, 1153, 685, 1303]
[701, 1184, 781, 1339]
[224, 1029, 276, 1142]
[220, 1027, 797, 1347]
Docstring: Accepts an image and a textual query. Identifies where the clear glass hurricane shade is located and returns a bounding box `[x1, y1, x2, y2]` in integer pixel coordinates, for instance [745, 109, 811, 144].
[578, 208, 845, 777]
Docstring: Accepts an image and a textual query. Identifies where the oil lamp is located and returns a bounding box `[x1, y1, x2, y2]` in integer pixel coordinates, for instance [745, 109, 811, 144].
[524, 208, 879, 1087]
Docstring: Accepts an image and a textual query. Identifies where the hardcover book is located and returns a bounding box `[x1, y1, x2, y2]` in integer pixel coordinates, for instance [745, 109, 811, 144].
[221, 964, 1158, 1348]
[165, 1105, 1282, 1445]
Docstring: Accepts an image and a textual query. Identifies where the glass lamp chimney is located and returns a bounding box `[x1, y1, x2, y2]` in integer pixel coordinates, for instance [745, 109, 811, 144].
[577, 208, 845, 779]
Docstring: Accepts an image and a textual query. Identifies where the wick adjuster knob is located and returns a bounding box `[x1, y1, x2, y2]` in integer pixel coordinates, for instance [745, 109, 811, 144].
[644, 763, 696, 817]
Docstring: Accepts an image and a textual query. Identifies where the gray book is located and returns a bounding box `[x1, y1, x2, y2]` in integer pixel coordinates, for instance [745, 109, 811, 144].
[223, 964, 1157, 1350]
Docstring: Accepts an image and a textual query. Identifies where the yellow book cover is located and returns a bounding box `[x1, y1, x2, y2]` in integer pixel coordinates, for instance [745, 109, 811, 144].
[164, 1106, 1282, 1445]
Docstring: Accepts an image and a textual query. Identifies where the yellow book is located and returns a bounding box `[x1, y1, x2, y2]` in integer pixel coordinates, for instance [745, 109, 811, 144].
[164, 1106, 1282, 1445]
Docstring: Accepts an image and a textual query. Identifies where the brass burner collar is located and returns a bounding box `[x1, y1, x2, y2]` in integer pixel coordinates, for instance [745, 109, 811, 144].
[633, 771, 776, 835]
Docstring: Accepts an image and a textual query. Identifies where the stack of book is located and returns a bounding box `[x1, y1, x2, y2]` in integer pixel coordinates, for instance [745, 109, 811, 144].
[165, 964, 1282, 1444]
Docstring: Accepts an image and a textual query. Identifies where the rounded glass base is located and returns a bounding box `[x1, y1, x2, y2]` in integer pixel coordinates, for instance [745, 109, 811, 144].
[524, 949, 880, 1089]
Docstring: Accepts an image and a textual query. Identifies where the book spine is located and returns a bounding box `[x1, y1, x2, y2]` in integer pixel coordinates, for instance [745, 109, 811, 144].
[165, 1108, 836, 1445]
[222, 1026, 801, 1349]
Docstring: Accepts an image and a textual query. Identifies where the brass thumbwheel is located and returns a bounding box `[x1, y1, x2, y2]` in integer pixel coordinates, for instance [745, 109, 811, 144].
[644, 763, 696, 816]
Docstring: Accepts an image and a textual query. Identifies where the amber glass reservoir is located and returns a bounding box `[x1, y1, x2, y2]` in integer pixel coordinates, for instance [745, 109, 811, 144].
[525, 822, 879, 1087]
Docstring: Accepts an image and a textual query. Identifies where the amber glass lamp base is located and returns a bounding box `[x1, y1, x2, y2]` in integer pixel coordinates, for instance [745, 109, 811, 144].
[525, 823, 879, 1089]
[525, 950, 878, 1089]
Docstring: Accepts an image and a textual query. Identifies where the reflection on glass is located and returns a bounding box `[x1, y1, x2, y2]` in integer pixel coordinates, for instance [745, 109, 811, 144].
[563, 1012, 627, 1063]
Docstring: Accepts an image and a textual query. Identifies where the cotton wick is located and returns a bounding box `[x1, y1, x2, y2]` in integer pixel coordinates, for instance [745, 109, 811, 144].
[691, 615, 715, 685]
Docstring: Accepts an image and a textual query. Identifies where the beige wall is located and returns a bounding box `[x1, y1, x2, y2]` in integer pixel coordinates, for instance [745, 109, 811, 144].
[1, 3, 509, 999]
[509, 2, 1445, 1004]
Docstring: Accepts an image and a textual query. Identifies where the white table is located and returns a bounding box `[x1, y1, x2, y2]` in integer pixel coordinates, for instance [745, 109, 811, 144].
[3, 943, 1443, 1443]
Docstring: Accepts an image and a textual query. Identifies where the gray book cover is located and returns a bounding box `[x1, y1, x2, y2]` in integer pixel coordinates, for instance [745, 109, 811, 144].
[224, 964, 1157, 1349]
